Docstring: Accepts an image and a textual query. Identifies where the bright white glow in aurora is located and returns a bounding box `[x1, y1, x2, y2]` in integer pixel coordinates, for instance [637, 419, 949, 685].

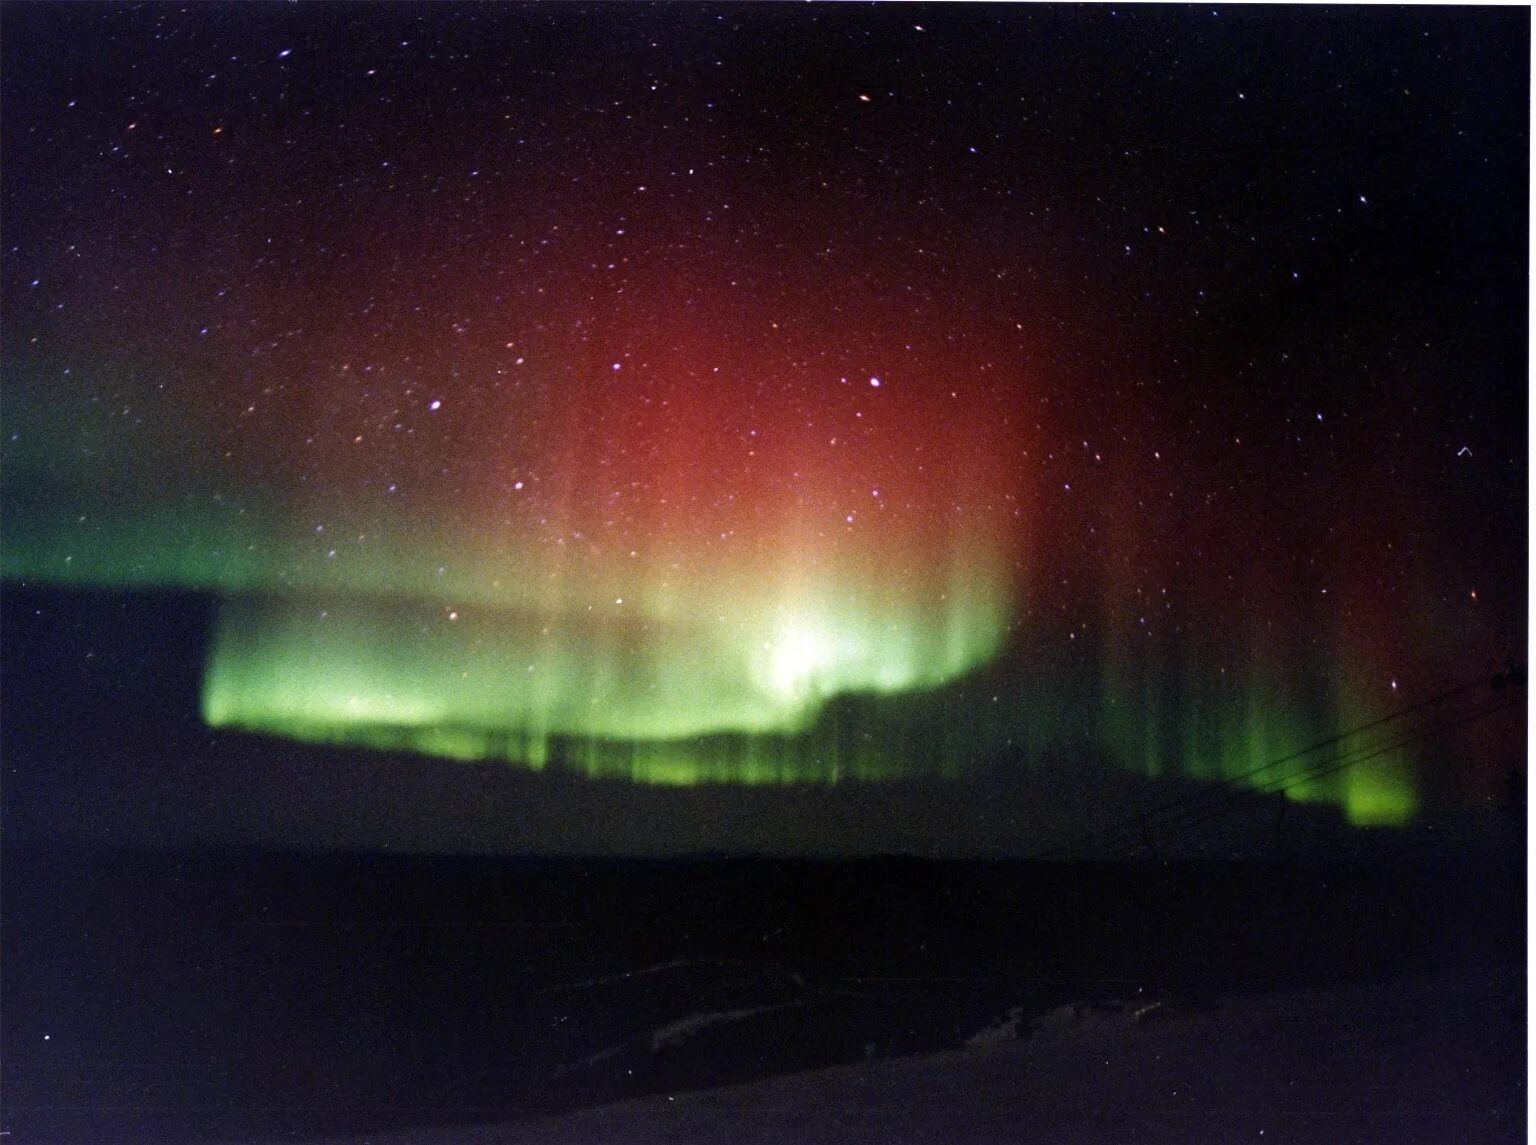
[5, 4, 1525, 837]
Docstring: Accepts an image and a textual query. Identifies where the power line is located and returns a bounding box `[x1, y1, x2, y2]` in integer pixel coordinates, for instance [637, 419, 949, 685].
[1030, 667, 1523, 860]
[1261, 696, 1525, 805]
[1160, 695, 1518, 837]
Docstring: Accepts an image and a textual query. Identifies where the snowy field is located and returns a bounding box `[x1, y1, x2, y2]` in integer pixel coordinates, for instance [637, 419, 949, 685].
[290, 961, 1524, 1145]
[6, 831, 1523, 1145]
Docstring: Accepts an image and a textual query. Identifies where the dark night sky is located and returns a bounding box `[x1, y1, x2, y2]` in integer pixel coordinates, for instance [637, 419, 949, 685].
[1, 3, 1527, 852]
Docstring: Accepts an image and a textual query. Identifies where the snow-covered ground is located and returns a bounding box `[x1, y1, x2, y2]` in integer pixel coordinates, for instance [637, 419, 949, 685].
[280, 959, 1524, 1145]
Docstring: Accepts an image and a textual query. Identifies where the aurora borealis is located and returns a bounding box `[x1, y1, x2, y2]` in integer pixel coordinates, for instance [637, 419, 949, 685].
[2, 3, 1526, 843]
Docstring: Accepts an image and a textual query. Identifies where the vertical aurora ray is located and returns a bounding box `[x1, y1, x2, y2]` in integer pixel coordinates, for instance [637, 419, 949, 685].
[5, 3, 1521, 837]
[195, 325, 1032, 779]
[1080, 617, 1415, 827]
[1053, 441, 1430, 826]
[195, 565, 1427, 823]
[14, 311, 1435, 819]
[198, 576, 1017, 782]
[7, 306, 1438, 821]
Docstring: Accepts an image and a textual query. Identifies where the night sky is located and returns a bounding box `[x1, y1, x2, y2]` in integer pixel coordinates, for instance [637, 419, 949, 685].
[2, 3, 1527, 848]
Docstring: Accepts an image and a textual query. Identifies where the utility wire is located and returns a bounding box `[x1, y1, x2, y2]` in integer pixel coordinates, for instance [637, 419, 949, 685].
[1261, 695, 1525, 804]
[1078, 693, 1523, 861]
[1030, 667, 1523, 860]
[1155, 694, 1519, 841]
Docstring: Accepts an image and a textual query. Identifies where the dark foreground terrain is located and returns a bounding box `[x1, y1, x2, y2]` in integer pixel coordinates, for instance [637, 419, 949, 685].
[3, 825, 1524, 1144]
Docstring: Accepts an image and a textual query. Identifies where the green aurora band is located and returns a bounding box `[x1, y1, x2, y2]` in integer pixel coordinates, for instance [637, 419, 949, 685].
[13, 2, 1536, 853]
[191, 581, 1418, 825]
[198, 572, 1012, 785]
[4, 415, 1421, 827]
[1, 291, 1431, 830]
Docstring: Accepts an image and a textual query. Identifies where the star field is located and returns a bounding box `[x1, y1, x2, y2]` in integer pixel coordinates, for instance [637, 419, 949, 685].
[2, 4, 1526, 825]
